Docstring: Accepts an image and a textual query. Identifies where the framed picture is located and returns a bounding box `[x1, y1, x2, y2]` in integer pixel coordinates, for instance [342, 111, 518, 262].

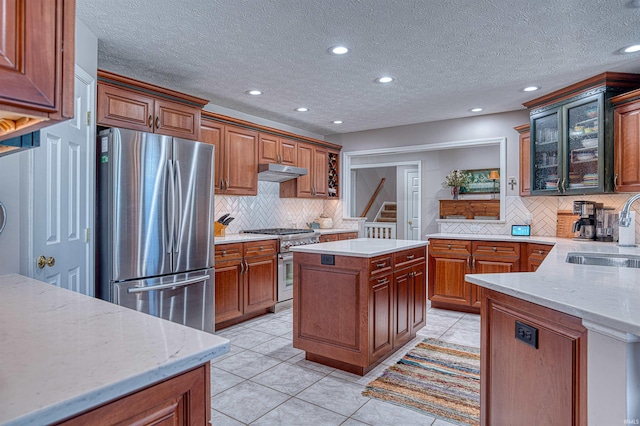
[460, 168, 500, 194]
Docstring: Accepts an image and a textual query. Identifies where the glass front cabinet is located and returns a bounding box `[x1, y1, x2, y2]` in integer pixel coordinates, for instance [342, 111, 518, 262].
[527, 73, 640, 196]
[531, 94, 608, 195]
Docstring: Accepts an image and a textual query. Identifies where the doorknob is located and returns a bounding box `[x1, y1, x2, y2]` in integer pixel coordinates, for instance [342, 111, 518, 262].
[408, 221, 412, 225]
[37, 256, 55, 269]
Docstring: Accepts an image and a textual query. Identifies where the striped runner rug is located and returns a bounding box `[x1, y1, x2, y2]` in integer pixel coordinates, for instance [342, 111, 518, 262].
[363, 338, 480, 426]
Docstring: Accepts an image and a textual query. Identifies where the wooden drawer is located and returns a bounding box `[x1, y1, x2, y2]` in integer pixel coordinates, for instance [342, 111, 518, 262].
[468, 201, 500, 219]
[369, 255, 393, 277]
[428, 239, 471, 255]
[527, 243, 552, 261]
[339, 232, 359, 240]
[243, 239, 278, 257]
[215, 243, 243, 262]
[394, 247, 426, 268]
[319, 233, 340, 243]
[472, 241, 520, 259]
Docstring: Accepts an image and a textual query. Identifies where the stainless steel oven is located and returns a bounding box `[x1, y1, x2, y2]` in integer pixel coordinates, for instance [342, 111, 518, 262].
[241, 228, 320, 303]
[278, 252, 294, 302]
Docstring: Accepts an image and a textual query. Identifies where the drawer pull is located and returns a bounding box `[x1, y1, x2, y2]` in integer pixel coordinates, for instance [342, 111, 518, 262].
[406, 255, 415, 260]
[376, 262, 386, 268]
[377, 278, 389, 284]
[492, 247, 497, 252]
[447, 244, 452, 249]
[538, 250, 544, 255]
[259, 246, 264, 250]
[222, 250, 227, 256]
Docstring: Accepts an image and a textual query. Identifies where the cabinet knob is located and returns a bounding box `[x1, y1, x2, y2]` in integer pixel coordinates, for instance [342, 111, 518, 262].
[492, 246, 497, 252]
[538, 250, 543, 255]
[259, 246, 264, 250]
[222, 250, 227, 256]
[447, 244, 452, 249]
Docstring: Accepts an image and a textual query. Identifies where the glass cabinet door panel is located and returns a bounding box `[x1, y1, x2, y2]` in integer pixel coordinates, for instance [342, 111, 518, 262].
[565, 98, 600, 191]
[531, 111, 560, 193]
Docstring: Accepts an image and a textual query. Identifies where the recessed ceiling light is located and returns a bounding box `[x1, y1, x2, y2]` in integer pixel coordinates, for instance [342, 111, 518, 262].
[295, 107, 309, 112]
[332, 120, 343, 124]
[246, 90, 262, 95]
[375, 76, 396, 84]
[469, 108, 483, 113]
[621, 44, 640, 53]
[523, 86, 540, 92]
[329, 45, 349, 55]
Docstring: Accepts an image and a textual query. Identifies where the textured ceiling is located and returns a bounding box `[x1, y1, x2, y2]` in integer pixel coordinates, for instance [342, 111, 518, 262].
[77, 0, 640, 136]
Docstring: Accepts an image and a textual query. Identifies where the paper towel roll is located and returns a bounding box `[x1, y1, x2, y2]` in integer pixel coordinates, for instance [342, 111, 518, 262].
[618, 211, 636, 246]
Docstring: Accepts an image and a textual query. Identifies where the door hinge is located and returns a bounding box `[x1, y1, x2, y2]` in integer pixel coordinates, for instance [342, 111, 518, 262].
[86, 111, 92, 126]
[85, 228, 90, 243]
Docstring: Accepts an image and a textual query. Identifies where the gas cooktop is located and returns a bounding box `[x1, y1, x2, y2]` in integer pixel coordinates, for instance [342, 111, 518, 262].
[242, 228, 315, 235]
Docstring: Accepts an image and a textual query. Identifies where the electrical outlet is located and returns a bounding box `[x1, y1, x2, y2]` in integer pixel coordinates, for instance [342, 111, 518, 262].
[515, 320, 538, 349]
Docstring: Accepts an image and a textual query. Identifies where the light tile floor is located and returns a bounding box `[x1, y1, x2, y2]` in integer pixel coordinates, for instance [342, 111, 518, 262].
[211, 303, 480, 425]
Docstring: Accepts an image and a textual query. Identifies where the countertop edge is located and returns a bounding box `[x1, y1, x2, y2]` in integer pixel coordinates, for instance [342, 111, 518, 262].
[9, 343, 230, 426]
[291, 238, 428, 258]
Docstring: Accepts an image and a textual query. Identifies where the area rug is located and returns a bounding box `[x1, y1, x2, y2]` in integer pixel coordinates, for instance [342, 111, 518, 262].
[363, 338, 480, 426]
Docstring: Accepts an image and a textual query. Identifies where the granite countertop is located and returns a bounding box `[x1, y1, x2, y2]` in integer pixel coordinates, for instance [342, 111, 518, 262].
[291, 237, 428, 258]
[315, 228, 358, 234]
[0, 274, 230, 426]
[431, 234, 640, 336]
[215, 234, 279, 244]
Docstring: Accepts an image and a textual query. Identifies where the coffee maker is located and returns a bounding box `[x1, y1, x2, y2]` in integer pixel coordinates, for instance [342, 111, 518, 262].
[595, 206, 619, 242]
[572, 201, 600, 240]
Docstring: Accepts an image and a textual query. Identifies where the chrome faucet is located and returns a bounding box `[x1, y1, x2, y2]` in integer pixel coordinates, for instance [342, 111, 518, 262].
[619, 193, 640, 227]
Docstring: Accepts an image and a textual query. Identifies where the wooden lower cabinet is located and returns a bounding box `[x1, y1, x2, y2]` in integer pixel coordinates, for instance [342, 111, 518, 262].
[525, 243, 552, 272]
[215, 240, 277, 328]
[319, 231, 359, 242]
[481, 289, 587, 425]
[428, 239, 521, 313]
[293, 246, 426, 375]
[57, 364, 210, 425]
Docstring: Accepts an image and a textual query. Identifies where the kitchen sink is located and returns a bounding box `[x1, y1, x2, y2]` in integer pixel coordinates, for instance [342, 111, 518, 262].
[565, 252, 640, 268]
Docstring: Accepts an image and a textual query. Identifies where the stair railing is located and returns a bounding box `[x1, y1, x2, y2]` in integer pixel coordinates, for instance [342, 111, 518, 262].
[360, 178, 386, 218]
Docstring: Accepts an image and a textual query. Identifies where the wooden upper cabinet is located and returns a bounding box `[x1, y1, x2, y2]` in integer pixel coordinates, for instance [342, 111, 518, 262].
[515, 124, 531, 196]
[96, 70, 207, 141]
[200, 119, 224, 193]
[223, 125, 258, 195]
[280, 142, 329, 198]
[613, 90, 640, 192]
[259, 134, 297, 166]
[0, 0, 75, 142]
[312, 146, 329, 197]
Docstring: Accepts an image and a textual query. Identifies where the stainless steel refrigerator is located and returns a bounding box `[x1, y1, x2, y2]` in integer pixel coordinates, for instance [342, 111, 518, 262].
[96, 128, 215, 333]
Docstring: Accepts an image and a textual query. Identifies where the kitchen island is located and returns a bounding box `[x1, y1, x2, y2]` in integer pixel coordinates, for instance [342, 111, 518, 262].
[0, 274, 229, 425]
[440, 234, 640, 425]
[291, 238, 428, 375]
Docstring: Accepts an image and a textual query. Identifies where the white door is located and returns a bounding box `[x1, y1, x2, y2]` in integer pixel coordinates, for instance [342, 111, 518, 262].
[30, 67, 95, 295]
[405, 168, 420, 240]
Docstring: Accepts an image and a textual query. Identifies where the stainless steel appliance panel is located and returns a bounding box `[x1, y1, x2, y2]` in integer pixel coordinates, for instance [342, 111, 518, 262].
[277, 253, 294, 302]
[111, 129, 173, 281]
[112, 269, 214, 333]
[172, 138, 214, 273]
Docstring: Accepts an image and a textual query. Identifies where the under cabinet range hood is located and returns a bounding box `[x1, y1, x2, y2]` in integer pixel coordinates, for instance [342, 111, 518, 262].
[257, 163, 308, 182]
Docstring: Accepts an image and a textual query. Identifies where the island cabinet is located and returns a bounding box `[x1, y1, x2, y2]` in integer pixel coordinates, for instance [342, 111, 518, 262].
[214, 240, 277, 328]
[56, 364, 210, 425]
[525, 243, 552, 272]
[481, 288, 587, 425]
[0, 0, 75, 143]
[96, 70, 207, 141]
[293, 245, 426, 375]
[428, 239, 520, 313]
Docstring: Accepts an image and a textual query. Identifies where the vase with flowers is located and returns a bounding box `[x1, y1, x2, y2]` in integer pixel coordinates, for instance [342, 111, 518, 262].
[442, 169, 470, 200]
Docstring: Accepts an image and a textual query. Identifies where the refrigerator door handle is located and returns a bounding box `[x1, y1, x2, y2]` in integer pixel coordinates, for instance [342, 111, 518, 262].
[126, 274, 211, 293]
[166, 159, 175, 254]
[174, 160, 183, 253]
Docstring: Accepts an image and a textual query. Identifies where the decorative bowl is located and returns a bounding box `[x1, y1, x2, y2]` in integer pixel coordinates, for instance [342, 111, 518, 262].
[581, 138, 598, 148]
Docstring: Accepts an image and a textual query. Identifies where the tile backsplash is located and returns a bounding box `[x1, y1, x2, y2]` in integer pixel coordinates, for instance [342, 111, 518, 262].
[214, 181, 355, 233]
[439, 194, 640, 243]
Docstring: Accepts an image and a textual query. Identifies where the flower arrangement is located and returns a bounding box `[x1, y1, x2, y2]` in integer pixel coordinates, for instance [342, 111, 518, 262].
[442, 169, 470, 189]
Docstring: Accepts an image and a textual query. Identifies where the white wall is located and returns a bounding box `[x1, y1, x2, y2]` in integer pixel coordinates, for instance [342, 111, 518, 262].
[328, 110, 529, 198]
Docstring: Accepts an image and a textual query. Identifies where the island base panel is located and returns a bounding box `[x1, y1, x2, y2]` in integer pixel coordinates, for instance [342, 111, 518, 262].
[306, 351, 387, 376]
